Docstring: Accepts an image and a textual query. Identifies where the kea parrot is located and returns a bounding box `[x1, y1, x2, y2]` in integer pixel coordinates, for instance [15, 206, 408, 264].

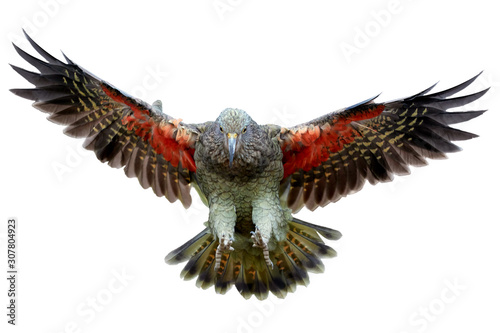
[10, 32, 487, 300]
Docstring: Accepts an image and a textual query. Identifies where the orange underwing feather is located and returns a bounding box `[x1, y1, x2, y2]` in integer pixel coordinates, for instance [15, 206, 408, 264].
[11, 32, 486, 300]
[279, 74, 486, 213]
[100, 83, 197, 172]
[281, 104, 385, 179]
[10, 31, 201, 208]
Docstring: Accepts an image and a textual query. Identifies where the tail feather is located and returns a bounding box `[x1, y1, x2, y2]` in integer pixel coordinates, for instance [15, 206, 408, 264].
[288, 223, 338, 258]
[165, 228, 212, 264]
[173, 231, 216, 281]
[279, 243, 310, 288]
[266, 265, 288, 298]
[165, 217, 341, 299]
[252, 268, 270, 300]
[196, 252, 217, 289]
[290, 217, 342, 240]
[234, 261, 252, 298]
[215, 253, 236, 295]
[286, 233, 324, 273]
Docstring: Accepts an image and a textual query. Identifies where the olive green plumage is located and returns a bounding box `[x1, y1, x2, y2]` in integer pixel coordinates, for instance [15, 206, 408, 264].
[11, 31, 486, 300]
[195, 108, 286, 245]
[182, 108, 338, 299]
[165, 217, 341, 300]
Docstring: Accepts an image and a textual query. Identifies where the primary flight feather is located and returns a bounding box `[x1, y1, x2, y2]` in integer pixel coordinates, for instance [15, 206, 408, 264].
[10, 32, 487, 299]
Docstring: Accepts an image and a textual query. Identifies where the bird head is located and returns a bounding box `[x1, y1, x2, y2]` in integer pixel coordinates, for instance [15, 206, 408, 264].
[216, 108, 254, 167]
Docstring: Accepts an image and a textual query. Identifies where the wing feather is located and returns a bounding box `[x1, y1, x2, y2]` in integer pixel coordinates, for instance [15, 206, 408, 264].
[11, 32, 203, 208]
[280, 74, 486, 212]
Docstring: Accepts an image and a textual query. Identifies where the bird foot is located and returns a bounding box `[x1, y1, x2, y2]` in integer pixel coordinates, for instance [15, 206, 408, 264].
[215, 234, 234, 270]
[251, 228, 273, 269]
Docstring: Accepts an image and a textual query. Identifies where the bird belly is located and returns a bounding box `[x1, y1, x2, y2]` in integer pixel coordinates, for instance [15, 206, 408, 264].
[196, 158, 286, 247]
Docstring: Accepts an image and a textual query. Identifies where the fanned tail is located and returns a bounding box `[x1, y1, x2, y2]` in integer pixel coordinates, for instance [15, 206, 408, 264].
[165, 217, 341, 300]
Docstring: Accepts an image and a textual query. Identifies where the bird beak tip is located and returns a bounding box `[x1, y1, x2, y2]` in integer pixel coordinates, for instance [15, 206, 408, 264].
[228, 134, 237, 167]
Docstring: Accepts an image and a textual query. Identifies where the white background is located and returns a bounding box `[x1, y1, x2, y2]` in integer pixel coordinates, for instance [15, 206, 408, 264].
[1, 1, 499, 332]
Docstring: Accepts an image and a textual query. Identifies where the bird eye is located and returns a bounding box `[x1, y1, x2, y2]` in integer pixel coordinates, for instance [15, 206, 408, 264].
[242, 126, 247, 133]
[219, 125, 224, 132]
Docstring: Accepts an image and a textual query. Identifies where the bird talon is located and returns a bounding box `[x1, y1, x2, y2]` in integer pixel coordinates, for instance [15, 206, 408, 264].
[251, 228, 273, 268]
[215, 234, 234, 270]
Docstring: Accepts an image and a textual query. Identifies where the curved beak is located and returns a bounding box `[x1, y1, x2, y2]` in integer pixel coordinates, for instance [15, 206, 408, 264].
[227, 133, 237, 167]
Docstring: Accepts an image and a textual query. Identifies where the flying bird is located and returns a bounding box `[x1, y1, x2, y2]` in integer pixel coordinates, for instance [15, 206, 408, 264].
[10, 32, 487, 300]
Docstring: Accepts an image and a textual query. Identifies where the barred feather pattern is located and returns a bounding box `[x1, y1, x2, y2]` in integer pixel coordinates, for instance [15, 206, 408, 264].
[165, 218, 341, 300]
[10, 31, 201, 207]
[11, 32, 487, 300]
[280, 74, 487, 213]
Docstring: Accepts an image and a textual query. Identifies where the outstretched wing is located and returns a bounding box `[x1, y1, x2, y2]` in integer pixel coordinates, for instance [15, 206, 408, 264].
[279, 74, 487, 212]
[10, 32, 201, 208]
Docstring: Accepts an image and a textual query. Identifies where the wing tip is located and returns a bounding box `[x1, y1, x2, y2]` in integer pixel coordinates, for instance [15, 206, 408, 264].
[345, 93, 381, 111]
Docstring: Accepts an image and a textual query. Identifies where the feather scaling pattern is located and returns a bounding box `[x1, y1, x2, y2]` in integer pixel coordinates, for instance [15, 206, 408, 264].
[279, 74, 487, 212]
[10, 31, 486, 299]
[10, 32, 199, 208]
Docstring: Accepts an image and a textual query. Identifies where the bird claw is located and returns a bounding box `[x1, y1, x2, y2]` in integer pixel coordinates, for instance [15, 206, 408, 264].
[215, 234, 234, 270]
[251, 228, 273, 269]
